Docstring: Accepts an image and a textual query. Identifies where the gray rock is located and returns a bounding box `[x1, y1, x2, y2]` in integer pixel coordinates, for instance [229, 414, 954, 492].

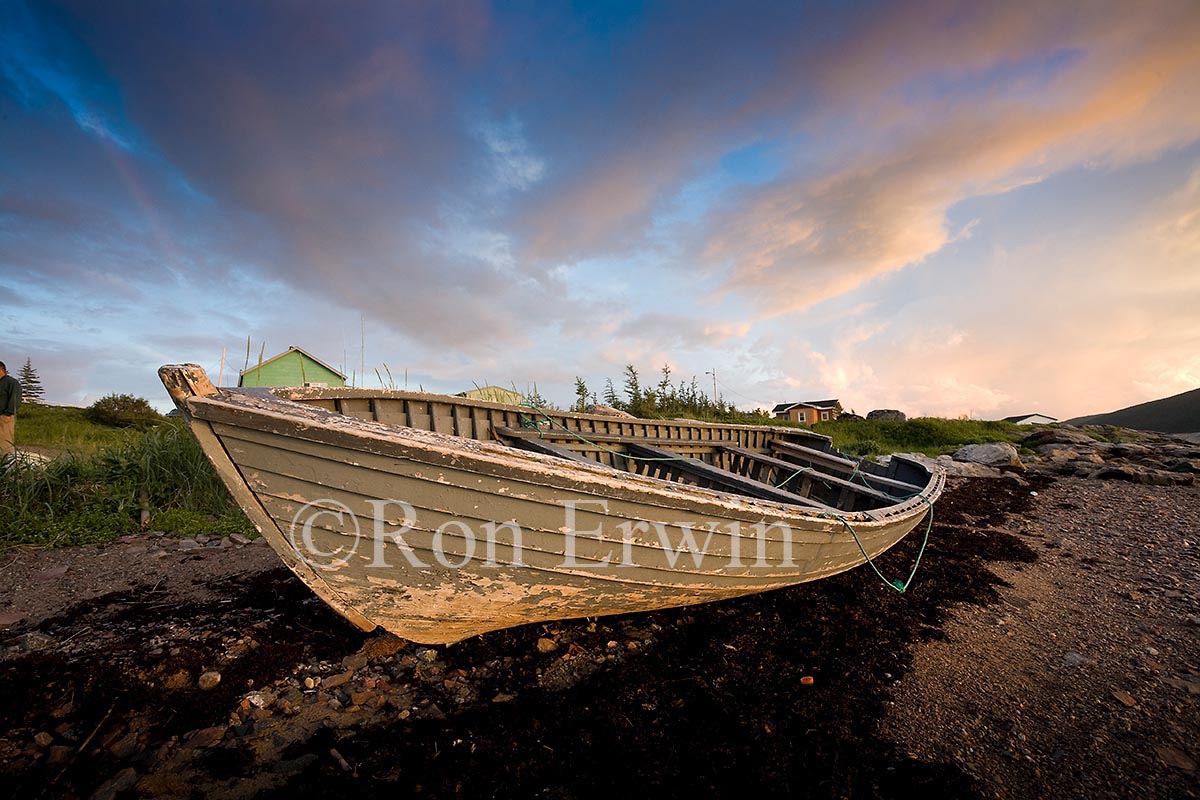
[178, 539, 201, 551]
[230, 533, 252, 545]
[953, 442, 1023, 470]
[1024, 427, 1100, 447]
[867, 409, 906, 422]
[888, 452, 1004, 478]
[1062, 652, 1088, 666]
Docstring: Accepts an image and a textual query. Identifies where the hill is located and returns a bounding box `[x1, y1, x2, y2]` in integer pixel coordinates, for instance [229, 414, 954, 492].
[1067, 386, 1200, 433]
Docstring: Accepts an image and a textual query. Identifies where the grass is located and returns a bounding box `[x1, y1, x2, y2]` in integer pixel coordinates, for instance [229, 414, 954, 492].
[15, 403, 143, 456]
[2, 415, 253, 549]
[812, 417, 1026, 457]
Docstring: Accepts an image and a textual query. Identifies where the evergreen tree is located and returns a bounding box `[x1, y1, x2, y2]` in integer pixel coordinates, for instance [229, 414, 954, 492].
[572, 377, 590, 412]
[622, 364, 642, 407]
[602, 379, 621, 408]
[17, 358, 44, 403]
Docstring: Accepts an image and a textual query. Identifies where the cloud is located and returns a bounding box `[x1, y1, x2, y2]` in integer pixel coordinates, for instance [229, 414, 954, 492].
[2, 0, 1198, 416]
[698, 2, 1200, 315]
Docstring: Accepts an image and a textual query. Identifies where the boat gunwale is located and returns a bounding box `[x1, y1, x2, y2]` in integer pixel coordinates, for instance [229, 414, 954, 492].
[186, 386, 944, 525]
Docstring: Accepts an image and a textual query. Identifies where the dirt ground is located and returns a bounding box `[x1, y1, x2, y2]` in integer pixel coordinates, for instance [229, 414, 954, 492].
[1, 476, 1197, 799]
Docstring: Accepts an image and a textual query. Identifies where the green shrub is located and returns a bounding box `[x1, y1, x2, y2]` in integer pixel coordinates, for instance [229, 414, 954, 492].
[812, 417, 1023, 457]
[85, 393, 162, 429]
[0, 421, 252, 549]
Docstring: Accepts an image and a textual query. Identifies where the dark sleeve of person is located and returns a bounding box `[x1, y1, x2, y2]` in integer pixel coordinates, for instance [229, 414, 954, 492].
[0, 377, 18, 416]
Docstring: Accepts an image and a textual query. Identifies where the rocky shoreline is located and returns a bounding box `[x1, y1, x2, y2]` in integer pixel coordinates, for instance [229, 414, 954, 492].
[887, 424, 1199, 487]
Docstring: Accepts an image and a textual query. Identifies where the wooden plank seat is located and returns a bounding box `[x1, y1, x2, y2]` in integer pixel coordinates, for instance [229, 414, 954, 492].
[493, 426, 596, 463]
[720, 443, 907, 506]
[769, 440, 922, 494]
[623, 442, 836, 511]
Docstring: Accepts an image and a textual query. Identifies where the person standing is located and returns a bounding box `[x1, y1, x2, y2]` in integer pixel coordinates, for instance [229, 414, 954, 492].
[0, 361, 21, 456]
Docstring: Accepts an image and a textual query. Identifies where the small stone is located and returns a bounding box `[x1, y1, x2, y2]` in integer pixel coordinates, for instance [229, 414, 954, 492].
[20, 632, 56, 651]
[109, 732, 139, 759]
[247, 691, 273, 708]
[536, 637, 558, 654]
[0, 610, 29, 627]
[34, 731, 53, 747]
[90, 767, 138, 800]
[330, 747, 352, 772]
[492, 692, 514, 703]
[48, 745, 72, 764]
[183, 726, 225, 749]
[303, 677, 317, 690]
[195, 535, 209, 544]
[1111, 690, 1137, 707]
[417, 649, 439, 663]
[321, 670, 354, 690]
[1156, 746, 1197, 772]
[198, 671, 221, 690]
[230, 533, 252, 545]
[800, 676, 815, 686]
[1062, 652, 1087, 666]
[178, 539, 201, 551]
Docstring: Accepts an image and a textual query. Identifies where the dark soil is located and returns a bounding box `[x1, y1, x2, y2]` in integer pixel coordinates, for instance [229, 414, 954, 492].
[1, 475, 1197, 799]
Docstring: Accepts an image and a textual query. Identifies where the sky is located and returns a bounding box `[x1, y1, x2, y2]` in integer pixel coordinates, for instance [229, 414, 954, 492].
[2, 0, 1198, 419]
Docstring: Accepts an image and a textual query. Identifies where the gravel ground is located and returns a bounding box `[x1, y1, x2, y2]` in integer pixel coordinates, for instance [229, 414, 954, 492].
[0, 475, 1197, 799]
[884, 477, 1200, 799]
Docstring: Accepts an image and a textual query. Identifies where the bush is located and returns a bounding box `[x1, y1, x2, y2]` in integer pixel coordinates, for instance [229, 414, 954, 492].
[0, 421, 253, 548]
[86, 393, 162, 429]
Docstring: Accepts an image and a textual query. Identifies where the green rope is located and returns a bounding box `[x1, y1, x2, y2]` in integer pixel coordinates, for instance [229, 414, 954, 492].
[821, 493, 934, 593]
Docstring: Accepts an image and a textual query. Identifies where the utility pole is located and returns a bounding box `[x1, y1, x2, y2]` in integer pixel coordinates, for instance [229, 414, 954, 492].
[705, 368, 718, 403]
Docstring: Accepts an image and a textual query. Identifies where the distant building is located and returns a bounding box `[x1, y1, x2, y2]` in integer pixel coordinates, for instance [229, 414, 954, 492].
[457, 386, 523, 405]
[1001, 413, 1058, 425]
[772, 399, 842, 424]
[238, 346, 347, 388]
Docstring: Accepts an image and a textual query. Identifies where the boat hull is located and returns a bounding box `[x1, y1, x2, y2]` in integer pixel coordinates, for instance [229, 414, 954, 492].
[161, 365, 944, 643]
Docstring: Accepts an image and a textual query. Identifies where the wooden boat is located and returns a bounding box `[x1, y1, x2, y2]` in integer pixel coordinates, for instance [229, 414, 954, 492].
[160, 364, 944, 644]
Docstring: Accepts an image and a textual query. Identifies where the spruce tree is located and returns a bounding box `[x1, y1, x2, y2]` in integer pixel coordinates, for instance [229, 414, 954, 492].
[17, 358, 44, 403]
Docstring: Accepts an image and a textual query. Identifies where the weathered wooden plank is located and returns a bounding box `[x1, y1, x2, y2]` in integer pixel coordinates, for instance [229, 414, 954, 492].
[494, 427, 596, 464]
[769, 441, 921, 496]
[625, 442, 835, 510]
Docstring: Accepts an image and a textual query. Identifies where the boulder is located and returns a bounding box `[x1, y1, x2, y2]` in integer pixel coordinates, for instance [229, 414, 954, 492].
[586, 404, 634, 418]
[952, 442, 1023, 471]
[882, 452, 1004, 478]
[1023, 427, 1099, 448]
[1089, 465, 1195, 486]
[1036, 444, 1081, 460]
[866, 409, 906, 422]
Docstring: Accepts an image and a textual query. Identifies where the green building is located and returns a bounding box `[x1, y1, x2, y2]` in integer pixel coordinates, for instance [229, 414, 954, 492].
[238, 346, 347, 388]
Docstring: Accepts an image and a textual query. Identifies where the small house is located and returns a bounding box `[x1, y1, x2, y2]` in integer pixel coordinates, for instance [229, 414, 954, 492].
[239, 346, 347, 388]
[773, 399, 842, 424]
[1000, 413, 1058, 425]
[456, 386, 523, 405]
